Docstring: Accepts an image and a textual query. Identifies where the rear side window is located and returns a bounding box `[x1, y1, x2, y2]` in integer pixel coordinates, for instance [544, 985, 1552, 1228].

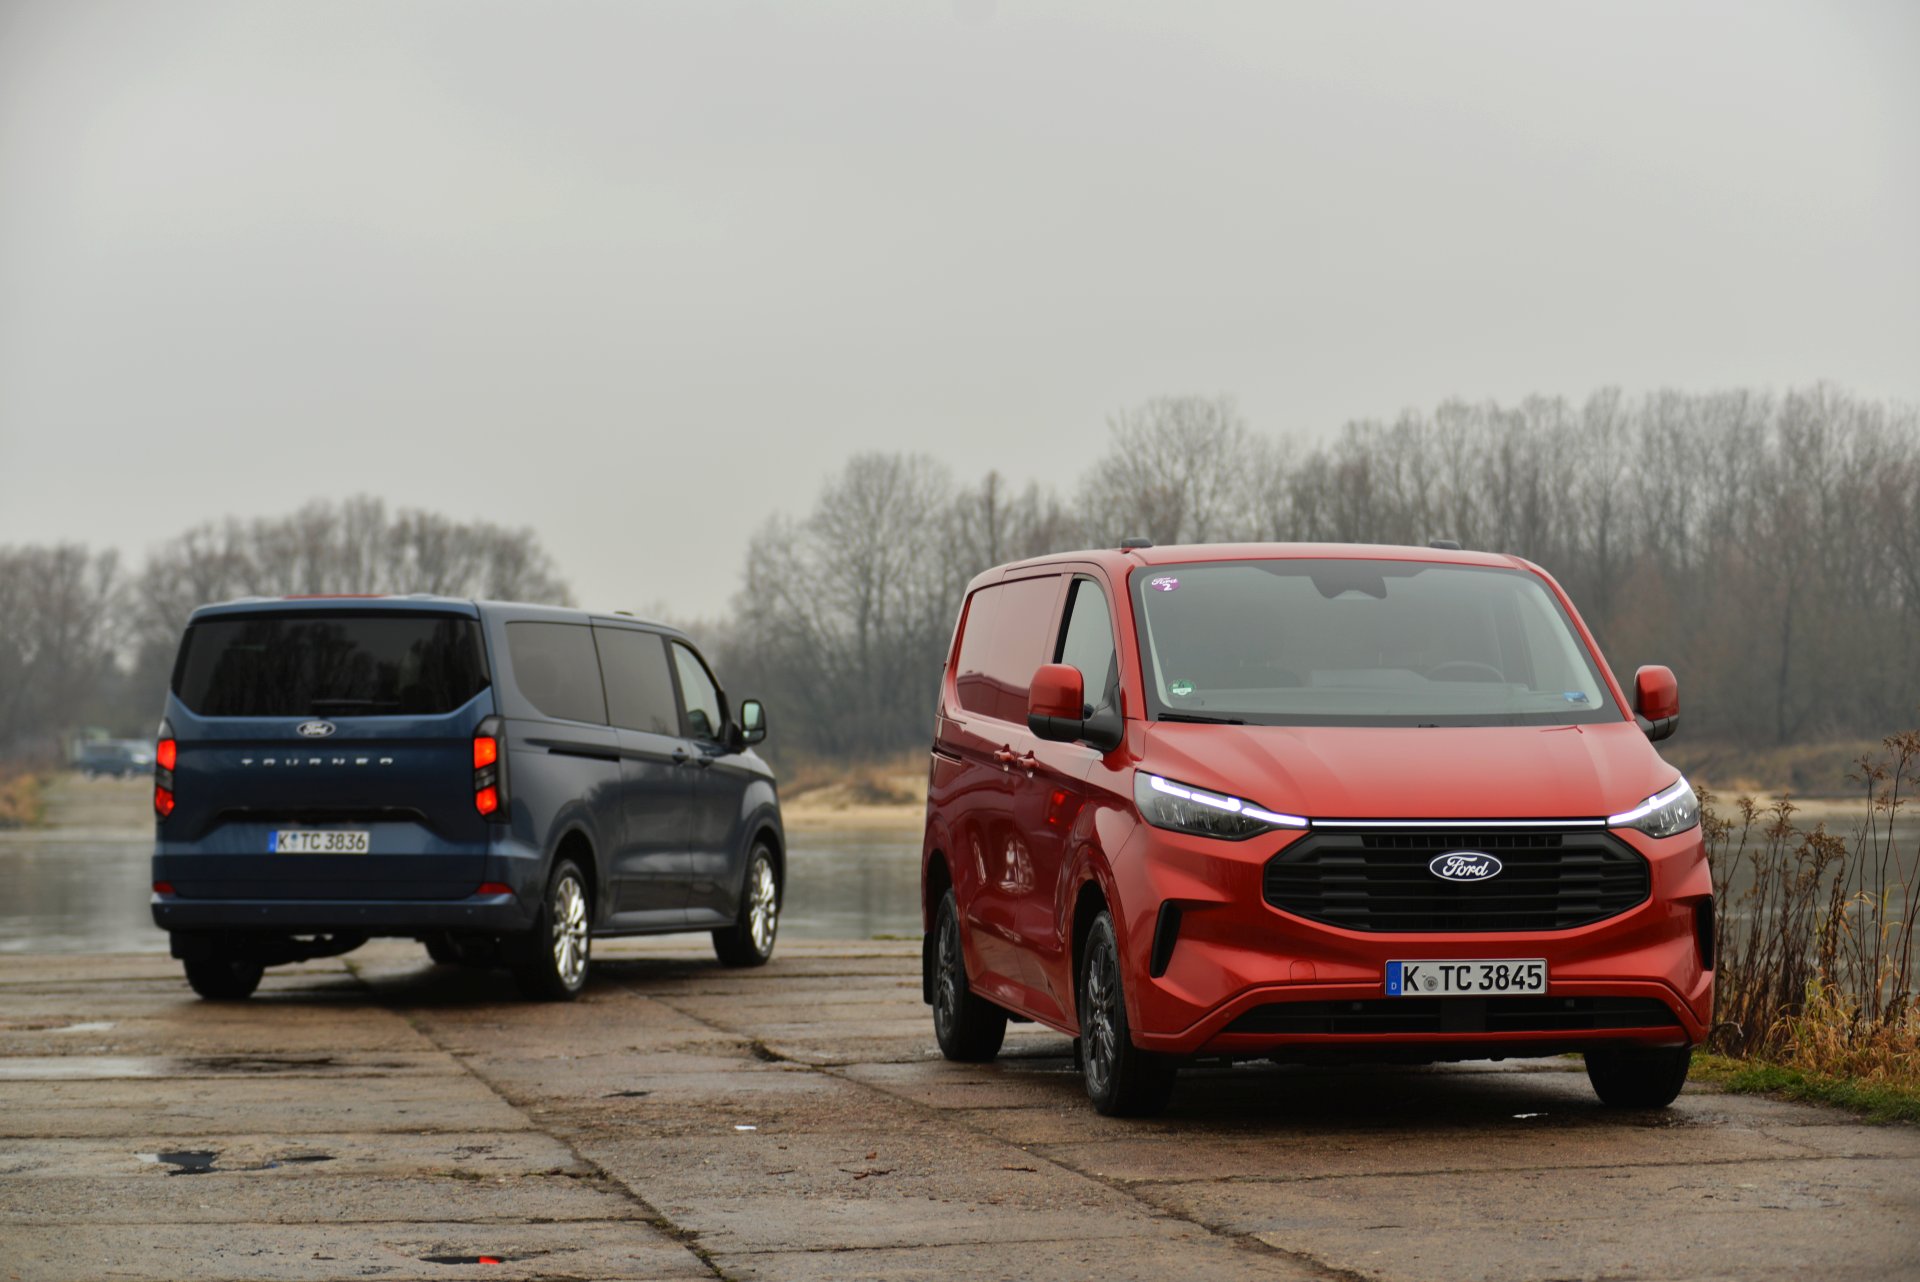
[172, 613, 488, 717]
[596, 627, 678, 736]
[952, 575, 1061, 723]
[506, 622, 608, 725]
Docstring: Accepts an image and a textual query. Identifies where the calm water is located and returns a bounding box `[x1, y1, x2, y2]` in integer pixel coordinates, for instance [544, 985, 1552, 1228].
[0, 823, 925, 954]
[4, 781, 1913, 956]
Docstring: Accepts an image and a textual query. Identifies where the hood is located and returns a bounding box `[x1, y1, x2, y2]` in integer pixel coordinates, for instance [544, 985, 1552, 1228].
[1139, 720, 1675, 821]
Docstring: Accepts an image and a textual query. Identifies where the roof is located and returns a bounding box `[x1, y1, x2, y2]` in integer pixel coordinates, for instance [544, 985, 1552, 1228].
[983, 541, 1529, 586]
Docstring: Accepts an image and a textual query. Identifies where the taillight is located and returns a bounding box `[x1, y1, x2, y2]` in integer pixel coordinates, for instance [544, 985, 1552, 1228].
[154, 720, 176, 819]
[473, 716, 507, 820]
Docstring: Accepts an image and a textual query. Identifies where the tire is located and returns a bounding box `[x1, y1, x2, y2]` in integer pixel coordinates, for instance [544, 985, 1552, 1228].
[930, 889, 1007, 1062]
[713, 844, 781, 968]
[510, 858, 591, 1001]
[1585, 1045, 1693, 1108]
[1078, 911, 1176, 1116]
[183, 955, 264, 1001]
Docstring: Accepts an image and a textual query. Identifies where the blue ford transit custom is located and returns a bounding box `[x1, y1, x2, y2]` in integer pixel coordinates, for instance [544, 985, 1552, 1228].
[151, 596, 782, 1000]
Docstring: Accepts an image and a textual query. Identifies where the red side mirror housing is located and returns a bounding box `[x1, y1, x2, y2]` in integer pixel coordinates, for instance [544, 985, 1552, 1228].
[1029, 664, 1084, 720]
[1633, 665, 1679, 741]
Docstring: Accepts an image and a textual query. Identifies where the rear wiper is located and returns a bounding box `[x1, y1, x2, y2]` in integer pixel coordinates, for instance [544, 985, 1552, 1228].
[1157, 712, 1246, 725]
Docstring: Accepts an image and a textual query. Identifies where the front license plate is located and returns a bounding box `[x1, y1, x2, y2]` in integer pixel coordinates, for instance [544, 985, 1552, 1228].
[1387, 959, 1547, 997]
[270, 830, 370, 855]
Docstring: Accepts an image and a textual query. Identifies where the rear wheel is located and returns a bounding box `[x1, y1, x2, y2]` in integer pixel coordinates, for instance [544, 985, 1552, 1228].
[714, 845, 782, 967]
[931, 890, 1007, 1062]
[1585, 1045, 1692, 1108]
[1079, 912, 1176, 1116]
[511, 858, 591, 1001]
[183, 955, 264, 1001]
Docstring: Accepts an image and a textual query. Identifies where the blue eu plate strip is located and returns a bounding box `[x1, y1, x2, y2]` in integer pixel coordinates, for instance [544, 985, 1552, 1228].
[1385, 960, 1404, 996]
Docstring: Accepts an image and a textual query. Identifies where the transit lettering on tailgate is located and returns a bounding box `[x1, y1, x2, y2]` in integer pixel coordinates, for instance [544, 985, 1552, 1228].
[1386, 959, 1547, 996]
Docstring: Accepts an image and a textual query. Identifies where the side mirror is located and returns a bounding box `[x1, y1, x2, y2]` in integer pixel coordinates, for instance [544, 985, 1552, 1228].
[1027, 664, 1124, 752]
[739, 698, 767, 747]
[1633, 666, 1678, 742]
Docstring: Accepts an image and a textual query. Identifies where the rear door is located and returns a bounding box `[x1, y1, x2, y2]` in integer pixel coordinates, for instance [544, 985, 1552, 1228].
[593, 624, 691, 927]
[159, 607, 493, 900]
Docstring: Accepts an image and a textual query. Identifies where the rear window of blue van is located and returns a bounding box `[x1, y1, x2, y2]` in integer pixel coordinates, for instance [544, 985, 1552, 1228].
[172, 613, 489, 717]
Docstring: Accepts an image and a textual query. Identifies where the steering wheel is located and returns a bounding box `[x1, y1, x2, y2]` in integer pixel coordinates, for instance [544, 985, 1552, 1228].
[1425, 660, 1507, 683]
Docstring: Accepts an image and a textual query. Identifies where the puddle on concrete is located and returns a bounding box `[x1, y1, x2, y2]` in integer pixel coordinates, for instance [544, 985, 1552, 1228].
[422, 1254, 515, 1265]
[180, 1055, 339, 1074]
[0, 1056, 164, 1079]
[602, 1089, 651, 1098]
[138, 1149, 220, 1175]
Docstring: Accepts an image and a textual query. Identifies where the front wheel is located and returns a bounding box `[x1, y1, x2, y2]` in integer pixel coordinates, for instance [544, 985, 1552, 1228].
[510, 859, 591, 1001]
[183, 955, 264, 1001]
[931, 890, 1007, 1062]
[714, 845, 781, 967]
[1079, 911, 1176, 1116]
[1585, 1045, 1692, 1108]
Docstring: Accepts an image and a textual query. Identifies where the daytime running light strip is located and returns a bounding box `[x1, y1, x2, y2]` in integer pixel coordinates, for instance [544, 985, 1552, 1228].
[1146, 773, 1308, 828]
[1603, 777, 1692, 828]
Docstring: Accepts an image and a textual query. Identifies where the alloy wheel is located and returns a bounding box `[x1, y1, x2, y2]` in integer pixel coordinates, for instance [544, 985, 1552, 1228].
[747, 856, 779, 955]
[551, 872, 588, 988]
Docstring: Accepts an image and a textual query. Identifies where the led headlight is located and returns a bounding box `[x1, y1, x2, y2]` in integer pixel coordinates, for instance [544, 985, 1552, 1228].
[1607, 776, 1699, 838]
[1133, 772, 1308, 840]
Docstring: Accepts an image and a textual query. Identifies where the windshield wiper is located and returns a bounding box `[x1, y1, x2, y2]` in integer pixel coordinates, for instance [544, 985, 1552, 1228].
[1157, 712, 1246, 725]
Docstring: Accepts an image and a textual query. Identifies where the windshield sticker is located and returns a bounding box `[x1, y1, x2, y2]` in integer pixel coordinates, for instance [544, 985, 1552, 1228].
[1149, 575, 1180, 592]
[1562, 691, 1590, 703]
[1169, 679, 1195, 698]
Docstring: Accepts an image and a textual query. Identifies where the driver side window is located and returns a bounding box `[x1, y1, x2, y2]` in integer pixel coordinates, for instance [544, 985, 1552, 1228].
[1056, 578, 1117, 714]
[671, 642, 726, 742]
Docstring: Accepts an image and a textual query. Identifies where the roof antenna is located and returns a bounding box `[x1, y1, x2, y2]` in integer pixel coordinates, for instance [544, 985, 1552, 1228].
[1120, 537, 1154, 550]
[1427, 537, 1462, 550]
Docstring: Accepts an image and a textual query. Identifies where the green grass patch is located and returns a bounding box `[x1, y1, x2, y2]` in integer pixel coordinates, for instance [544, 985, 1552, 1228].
[1691, 1053, 1920, 1124]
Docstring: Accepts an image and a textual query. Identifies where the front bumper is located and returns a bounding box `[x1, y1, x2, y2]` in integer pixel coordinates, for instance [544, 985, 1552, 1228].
[1109, 821, 1714, 1057]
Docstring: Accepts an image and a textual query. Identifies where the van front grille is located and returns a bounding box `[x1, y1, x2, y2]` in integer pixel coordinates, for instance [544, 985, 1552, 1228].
[1263, 828, 1648, 932]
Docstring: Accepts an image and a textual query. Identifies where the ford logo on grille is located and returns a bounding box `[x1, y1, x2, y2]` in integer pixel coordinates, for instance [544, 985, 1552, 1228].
[1430, 851, 1502, 881]
[296, 720, 337, 739]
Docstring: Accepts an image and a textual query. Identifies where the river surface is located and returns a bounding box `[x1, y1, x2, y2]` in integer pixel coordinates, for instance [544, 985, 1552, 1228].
[0, 779, 925, 953]
[3, 778, 1913, 956]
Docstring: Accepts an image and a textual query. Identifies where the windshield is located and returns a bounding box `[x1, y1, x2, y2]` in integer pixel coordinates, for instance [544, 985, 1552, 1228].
[172, 612, 489, 717]
[1130, 560, 1618, 727]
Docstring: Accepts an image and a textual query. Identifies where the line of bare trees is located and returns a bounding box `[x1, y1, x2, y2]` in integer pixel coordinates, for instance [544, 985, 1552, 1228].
[712, 384, 1920, 760]
[0, 498, 570, 754]
[3, 385, 1914, 763]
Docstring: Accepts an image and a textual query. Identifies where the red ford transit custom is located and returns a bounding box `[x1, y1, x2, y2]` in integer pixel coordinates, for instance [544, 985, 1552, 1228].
[920, 543, 1709, 1116]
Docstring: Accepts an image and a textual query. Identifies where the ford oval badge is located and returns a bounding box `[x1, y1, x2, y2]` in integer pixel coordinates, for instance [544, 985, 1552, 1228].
[296, 720, 337, 739]
[1430, 851, 1502, 881]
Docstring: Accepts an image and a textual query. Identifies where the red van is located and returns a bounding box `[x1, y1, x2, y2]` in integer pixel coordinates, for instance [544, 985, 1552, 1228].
[920, 543, 1709, 1116]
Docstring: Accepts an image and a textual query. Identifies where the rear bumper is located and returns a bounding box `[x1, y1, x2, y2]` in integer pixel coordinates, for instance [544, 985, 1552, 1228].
[152, 888, 533, 936]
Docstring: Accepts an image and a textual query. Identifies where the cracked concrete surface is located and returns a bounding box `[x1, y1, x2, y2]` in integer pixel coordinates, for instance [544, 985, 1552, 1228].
[1, 938, 1916, 1281]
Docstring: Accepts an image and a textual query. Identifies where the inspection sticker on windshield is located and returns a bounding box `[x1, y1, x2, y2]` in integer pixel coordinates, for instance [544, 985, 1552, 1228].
[1387, 959, 1546, 996]
[1148, 575, 1179, 592]
[270, 830, 370, 855]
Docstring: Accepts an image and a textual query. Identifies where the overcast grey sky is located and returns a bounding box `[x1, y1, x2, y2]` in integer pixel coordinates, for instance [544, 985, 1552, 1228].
[2, 1, 1915, 618]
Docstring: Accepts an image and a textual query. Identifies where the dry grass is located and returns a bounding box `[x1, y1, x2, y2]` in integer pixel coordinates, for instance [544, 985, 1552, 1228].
[0, 763, 46, 828]
[1703, 729, 1920, 1115]
[778, 752, 927, 810]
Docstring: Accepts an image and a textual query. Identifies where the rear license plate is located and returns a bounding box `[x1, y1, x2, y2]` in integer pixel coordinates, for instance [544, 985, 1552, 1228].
[270, 830, 370, 855]
[1386, 959, 1547, 996]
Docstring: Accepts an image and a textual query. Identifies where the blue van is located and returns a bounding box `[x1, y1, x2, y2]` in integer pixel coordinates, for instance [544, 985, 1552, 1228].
[151, 596, 783, 1000]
